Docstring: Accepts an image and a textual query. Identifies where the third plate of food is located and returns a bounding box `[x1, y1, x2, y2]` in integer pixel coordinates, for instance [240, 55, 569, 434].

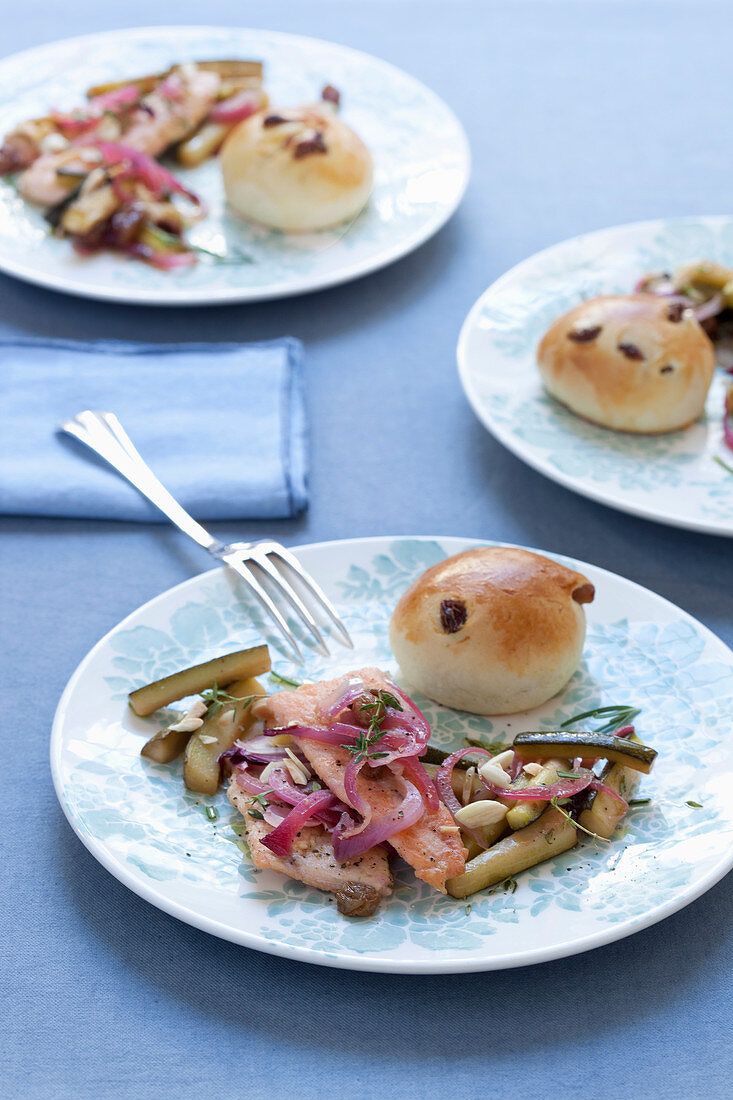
[458, 216, 733, 536]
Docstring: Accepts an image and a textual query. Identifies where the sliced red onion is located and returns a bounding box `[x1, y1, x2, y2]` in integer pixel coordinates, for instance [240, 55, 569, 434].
[319, 677, 365, 721]
[89, 84, 141, 112]
[209, 90, 260, 124]
[481, 768, 595, 801]
[614, 725, 635, 739]
[693, 293, 724, 323]
[261, 789, 341, 858]
[435, 746, 493, 818]
[331, 775, 423, 861]
[128, 244, 197, 269]
[400, 755, 439, 812]
[92, 141, 202, 205]
[343, 754, 372, 821]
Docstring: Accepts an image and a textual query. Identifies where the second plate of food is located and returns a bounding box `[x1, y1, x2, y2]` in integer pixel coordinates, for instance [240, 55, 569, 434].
[0, 26, 469, 304]
[458, 216, 733, 536]
[51, 535, 733, 973]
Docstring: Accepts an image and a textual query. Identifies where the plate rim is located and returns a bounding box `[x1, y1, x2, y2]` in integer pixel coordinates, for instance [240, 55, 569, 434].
[0, 25, 471, 306]
[456, 214, 733, 538]
[50, 533, 733, 973]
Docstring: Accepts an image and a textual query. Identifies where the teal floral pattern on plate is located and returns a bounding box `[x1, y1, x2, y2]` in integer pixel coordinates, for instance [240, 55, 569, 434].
[458, 216, 733, 536]
[0, 27, 469, 305]
[51, 537, 733, 973]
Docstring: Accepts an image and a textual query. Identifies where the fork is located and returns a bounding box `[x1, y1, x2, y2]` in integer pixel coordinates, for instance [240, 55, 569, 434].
[60, 410, 353, 661]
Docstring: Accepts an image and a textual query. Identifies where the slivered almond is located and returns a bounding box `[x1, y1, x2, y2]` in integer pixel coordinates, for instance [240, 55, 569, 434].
[462, 765, 476, 805]
[285, 759, 309, 786]
[522, 762, 543, 777]
[439, 825, 461, 833]
[479, 761, 512, 787]
[488, 749, 514, 770]
[454, 800, 508, 828]
[198, 734, 218, 745]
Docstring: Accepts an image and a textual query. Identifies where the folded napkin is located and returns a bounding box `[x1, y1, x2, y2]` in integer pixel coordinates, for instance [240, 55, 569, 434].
[0, 338, 308, 521]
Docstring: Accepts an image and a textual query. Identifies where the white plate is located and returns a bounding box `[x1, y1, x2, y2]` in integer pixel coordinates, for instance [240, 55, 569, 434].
[0, 26, 469, 305]
[458, 216, 733, 536]
[51, 535, 733, 973]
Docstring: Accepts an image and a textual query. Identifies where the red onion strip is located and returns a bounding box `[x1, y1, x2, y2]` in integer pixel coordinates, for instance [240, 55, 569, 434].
[331, 775, 423, 861]
[209, 90, 260, 124]
[261, 789, 340, 858]
[481, 768, 595, 802]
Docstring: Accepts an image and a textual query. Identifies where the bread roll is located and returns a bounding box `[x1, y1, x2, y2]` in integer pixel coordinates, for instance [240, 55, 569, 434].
[389, 548, 594, 715]
[537, 294, 715, 433]
[220, 105, 372, 232]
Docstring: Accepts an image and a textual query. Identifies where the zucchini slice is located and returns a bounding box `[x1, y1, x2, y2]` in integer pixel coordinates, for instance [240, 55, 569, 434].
[512, 731, 657, 774]
[129, 645, 270, 717]
[446, 807, 577, 899]
[578, 734, 643, 838]
[183, 676, 266, 795]
[505, 759, 564, 831]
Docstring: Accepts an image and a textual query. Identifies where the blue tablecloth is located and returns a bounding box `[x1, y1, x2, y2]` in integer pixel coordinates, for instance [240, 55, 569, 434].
[3, 3, 732, 1098]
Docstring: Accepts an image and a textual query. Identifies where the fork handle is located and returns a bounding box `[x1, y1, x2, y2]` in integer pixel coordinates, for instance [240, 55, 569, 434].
[60, 410, 224, 554]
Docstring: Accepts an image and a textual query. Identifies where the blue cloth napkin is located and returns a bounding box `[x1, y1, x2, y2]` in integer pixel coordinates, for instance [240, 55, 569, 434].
[0, 338, 308, 521]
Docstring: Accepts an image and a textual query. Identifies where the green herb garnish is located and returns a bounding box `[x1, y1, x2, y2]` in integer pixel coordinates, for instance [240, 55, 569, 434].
[465, 904, 472, 916]
[628, 798, 651, 807]
[713, 455, 733, 476]
[342, 690, 403, 763]
[205, 806, 218, 822]
[556, 770, 579, 779]
[686, 800, 703, 809]
[503, 877, 518, 894]
[550, 797, 610, 844]
[560, 704, 640, 736]
[248, 809, 265, 821]
[269, 670, 305, 689]
[200, 682, 254, 717]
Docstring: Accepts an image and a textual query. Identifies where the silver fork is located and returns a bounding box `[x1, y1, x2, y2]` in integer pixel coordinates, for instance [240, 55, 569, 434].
[60, 410, 353, 661]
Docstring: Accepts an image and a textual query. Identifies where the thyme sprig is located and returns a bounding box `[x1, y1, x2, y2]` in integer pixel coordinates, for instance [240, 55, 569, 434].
[713, 455, 733, 476]
[550, 797, 610, 844]
[200, 682, 254, 717]
[560, 704, 640, 736]
[463, 736, 509, 755]
[341, 690, 403, 764]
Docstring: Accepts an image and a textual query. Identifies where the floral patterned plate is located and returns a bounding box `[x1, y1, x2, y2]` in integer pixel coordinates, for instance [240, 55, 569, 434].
[458, 216, 733, 536]
[51, 536, 733, 973]
[0, 27, 469, 305]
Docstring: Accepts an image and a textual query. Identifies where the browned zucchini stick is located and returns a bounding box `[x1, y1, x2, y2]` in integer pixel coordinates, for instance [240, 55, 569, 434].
[183, 676, 266, 794]
[140, 699, 208, 763]
[86, 60, 264, 99]
[578, 734, 643, 839]
[446, 807, 577, 898]
[512, 731, 657, 773]
[128, 644, 270, 717]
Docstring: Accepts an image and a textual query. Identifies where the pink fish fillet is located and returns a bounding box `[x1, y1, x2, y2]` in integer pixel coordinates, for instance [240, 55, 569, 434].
[255, 668, 467, 893]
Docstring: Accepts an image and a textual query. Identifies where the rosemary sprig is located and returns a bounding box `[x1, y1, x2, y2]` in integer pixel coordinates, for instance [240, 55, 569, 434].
[342, 690, 403, 763]
[686, 800, 703, 809]
[560, 704, 640, 736]
[713, 455, 733, 476]
[550, 797, 610, 844]
[269, 670, 305, 689]
[628, 798, 651, 807]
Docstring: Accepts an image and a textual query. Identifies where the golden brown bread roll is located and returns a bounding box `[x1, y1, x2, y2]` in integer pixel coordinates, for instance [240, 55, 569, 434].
[389, 547, 594, 716]
[537, 294, 715, 433]
[220, 104, 372, 232]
